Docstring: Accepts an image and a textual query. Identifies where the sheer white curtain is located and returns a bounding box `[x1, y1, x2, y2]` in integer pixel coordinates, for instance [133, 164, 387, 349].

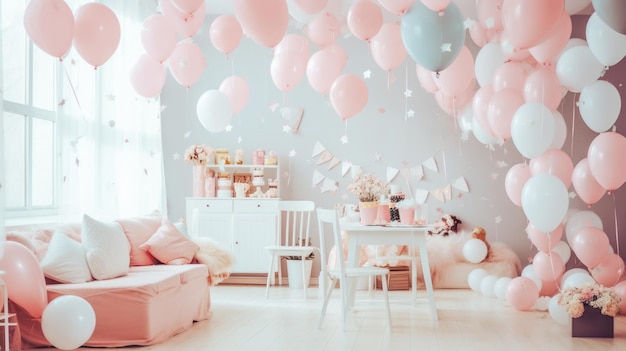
[0, 64, 5, 256]
[59, 0, 166, 221]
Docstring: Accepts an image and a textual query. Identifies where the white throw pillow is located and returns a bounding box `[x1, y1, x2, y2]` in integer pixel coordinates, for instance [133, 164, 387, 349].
[40, 231, 93, 284]
[82, 214, 131, 280]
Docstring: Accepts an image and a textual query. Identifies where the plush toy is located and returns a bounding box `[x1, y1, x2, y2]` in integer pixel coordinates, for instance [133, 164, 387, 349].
[471, 227, 491, 251]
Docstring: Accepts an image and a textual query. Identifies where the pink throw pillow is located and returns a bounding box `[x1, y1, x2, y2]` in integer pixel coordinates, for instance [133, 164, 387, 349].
[116, 211, 162, 266]
[140, 218, 199, 265]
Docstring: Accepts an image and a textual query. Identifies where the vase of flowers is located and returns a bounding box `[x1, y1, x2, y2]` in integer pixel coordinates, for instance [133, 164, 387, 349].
[558, 283, 621, 338]
[184, 144, 213, 197]
[347, 172, 388, 225]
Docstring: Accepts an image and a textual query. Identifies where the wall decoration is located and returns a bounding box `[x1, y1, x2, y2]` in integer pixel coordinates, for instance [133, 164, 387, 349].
[452, 176, 469, 192]
[311, 141, 325, 157]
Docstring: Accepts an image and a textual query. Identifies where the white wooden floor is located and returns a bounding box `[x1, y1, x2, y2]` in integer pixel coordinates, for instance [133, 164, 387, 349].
[30, 284, 625, 351]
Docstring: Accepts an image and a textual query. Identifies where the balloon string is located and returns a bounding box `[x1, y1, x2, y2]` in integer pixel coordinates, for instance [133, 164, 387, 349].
[570, 94, 576, 156]
[613, 192, 620, 256]
[63, 64, 86, 120]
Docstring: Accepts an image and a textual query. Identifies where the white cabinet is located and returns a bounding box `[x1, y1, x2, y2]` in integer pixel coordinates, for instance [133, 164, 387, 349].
[186, 198, 279, 274]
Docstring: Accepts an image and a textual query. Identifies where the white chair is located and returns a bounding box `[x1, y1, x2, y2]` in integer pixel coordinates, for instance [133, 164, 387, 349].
[265, 200, 317, 299]
[316, 208, 392, 330]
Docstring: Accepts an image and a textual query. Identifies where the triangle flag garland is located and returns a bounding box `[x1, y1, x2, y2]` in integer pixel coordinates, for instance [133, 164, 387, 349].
[350, 165, 362, 178]
[415, 188, 429, 204]
[341, 161, 352, 177]
[423, 157, 438, 172]
[327, 157, 341, 170]
[386, 167, 399, 184]
[312, 170, 325, 186]
[430, 187, 445, 202]
[321, 178, 338, 193]
[443, 185, 452, 200]
[452, 176, 469, 192]
[311, 141, 325, 157]
[410, 165, 424, 180]
[316, 150, 333, 165]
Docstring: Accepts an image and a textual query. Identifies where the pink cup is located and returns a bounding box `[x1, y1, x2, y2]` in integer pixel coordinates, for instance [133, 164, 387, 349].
[399, 208, 415, 225]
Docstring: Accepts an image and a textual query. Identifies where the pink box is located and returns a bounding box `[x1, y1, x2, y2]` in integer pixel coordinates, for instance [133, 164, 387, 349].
[398, 208, 415, 225]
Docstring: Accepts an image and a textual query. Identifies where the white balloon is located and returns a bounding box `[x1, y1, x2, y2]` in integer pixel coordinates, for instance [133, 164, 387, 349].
[475, 42, 506, 87]
[494, 277, 512, 300]
[550, 110, 567, 150]
[521, 174, 569, 232]
[560, 268, 590, 288]
[534, 296, 551, 311]
[468, 268, 488, 292]
[457, 104, 473, 133]
[521, 264, 543, 291]
[549, 294, 571, 325]
[565, 210, 603, 244]
[562, 272, 595, 290]
[480, 274, 499, 297]
[42, 295, 96, 350]
[578, 80, 621, 133]
[471, 115, 496, 145]
[286, 0, 317, 24]
[557, 38, 587, 64]
[511, 102, 555, 159]
[565, 0, 591, 15]
[556, 45, 605, 92]
[196, 90, 233, 133]
[463, 238, 488, 263]
[553, 241, 572, 264]
[586, 13, 626, 66]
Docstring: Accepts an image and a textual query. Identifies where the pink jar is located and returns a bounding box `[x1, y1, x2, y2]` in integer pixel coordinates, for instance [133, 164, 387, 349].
[252, 149, 265, 165]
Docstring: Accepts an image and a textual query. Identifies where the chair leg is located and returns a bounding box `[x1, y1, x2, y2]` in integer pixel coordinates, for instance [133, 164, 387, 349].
[301, 257, 308, 299]
[265, 254, 275, 299]
[381, 274, 392, 330]
[319, 277, 338, 329]
[278, 257, 283, 286]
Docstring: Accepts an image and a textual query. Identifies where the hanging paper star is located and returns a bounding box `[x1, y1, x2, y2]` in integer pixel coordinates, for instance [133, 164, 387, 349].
[497, 161, 508, 168]
[160, 104, 167, 112]
[184, 131, 191, 138]
[282, 125, 292, 133]
[569, 192, 577, 199]
[378, 108, 386, 114]
[404, 89, 412, 97]
[363, 70, 371, 79]
[289, 149, 296, 157]
[58, 99, 66, 107]
[495, 216, 502, 224]
[269, 102, 279, 112]
[374, 153, 382, 162]
[407, 109, 415, 118]
[463, 17, 476, 29]
[237, 136, 242, 143]
[441, 43, 452, 52]
[340, 135, 349, 144]
[223, 125, 232, 132]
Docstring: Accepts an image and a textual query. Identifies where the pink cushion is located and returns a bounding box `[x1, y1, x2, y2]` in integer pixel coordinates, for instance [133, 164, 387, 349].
[140, 218, 199, 265]
[116, 211, 162, 266]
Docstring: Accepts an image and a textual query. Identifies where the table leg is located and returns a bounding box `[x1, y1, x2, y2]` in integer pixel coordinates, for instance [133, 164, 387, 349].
[346, 238, 359, 311]
[419, 241, 438, 320]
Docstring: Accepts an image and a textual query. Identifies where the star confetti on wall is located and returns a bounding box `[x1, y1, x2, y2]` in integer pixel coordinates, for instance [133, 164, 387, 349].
[340, 135, 349, 144]
[363, 70, 371, 79]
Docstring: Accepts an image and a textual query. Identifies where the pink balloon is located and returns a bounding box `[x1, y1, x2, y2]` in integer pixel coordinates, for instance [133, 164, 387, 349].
[306, 44, 348, 94]
[421, 0, 450, 12]
[487, 88, 524, 140]
[527, 222, 563, 253]
[167, 41, 207, 88]
[472, 85, 495, 135]
[477, 0, 503, 34]
[160, 0, 206, 37]
[529, 11, 572, 66]
[73, 3, 120, 68]
[274, 34, 310, 59]
[539, 277, 560, 297]
[210, 15, 243, 55]
[219, 76, 250, 114]
[270, 53, 306, 92]
[330, 74, 368, 120]
[0, 242, 48, 318]
[533, 251, 564, 282]
[590, 254, 625, 287]
[492, 61, 527, 93]
[130, 53, 166, 98]
[614, 281, 626, 315]
[377, 0, 415, 15]
[499, 31, 532, 62]
[502, 0, 564, 49]
[571, 226, 610, 268]
[234, 0, 289, 48]
[347, 0, 383, 42]
[469, 22, 488, 47]
[306, 12, 341, 47]
[141, 14, 177, 63]
[23, 0, 74, 59]
[506, 276, 539, 311]
[529, 148, 574, 188]
[434, 81, 474, 116]
[171, 0, 203, 14]
[370, 23, 407, 72]
[294, 0, 328, 14]
[523, 66, 563, 111]
[588, 132, 626, 191]
[505, 163, 532, 207]
[416, 64, 439, 93]
[572, 158, 605, 207]
[434, 46, 475, 96]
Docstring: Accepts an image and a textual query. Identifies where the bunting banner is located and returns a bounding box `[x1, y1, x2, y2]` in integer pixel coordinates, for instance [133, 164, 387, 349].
[423, 157, 438, 172]
[452, 176, 469, 192]
[415, 188, 429, 204]
[316, 150, 333, 165]
[311, 141, 325, 157]
[341, 161, 352, 177]
[386, 167, 399, 184]
[321, 178, 338, 193]
[312, 170, 324, 186]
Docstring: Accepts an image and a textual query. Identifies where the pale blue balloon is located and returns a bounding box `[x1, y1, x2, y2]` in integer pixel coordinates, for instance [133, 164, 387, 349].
[400, 1, 466, 72]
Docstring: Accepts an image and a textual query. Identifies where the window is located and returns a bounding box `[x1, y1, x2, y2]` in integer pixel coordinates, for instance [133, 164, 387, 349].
[2, 1, 60, 217]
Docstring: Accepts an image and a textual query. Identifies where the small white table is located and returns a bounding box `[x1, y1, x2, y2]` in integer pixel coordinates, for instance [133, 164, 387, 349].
[340, 223, 438, 321]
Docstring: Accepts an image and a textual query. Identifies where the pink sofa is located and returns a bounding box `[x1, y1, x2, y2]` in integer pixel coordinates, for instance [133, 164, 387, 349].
[5, 213, 216, 350]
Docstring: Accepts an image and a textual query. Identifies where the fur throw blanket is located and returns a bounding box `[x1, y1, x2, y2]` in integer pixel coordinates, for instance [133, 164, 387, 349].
[192, 237, 235, 285]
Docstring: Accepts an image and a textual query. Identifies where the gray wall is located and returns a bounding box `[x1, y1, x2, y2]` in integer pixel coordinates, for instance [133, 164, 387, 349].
[161, 13, 626, 275]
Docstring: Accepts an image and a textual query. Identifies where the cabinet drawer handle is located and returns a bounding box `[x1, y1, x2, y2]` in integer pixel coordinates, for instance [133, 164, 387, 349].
[205, 204, 210, 207]
[257, 204, 261, 208]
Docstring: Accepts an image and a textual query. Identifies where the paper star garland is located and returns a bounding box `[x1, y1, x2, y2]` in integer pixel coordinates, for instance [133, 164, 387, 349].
[407, 109, 415, 118]
[363, 70, 371, 79]
[224, 125, 233, 132]
[404, 89, 412, 97]
[340, 135, 349, 144]
[289, 149, 296, 157]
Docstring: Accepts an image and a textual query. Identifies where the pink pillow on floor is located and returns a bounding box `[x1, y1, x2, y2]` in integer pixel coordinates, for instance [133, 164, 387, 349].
[116, 211, 162, 266]
[140, 218, 199, 265]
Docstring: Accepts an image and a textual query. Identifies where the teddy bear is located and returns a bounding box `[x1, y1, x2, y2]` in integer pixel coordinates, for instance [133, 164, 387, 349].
[471, 227, 491, 253]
